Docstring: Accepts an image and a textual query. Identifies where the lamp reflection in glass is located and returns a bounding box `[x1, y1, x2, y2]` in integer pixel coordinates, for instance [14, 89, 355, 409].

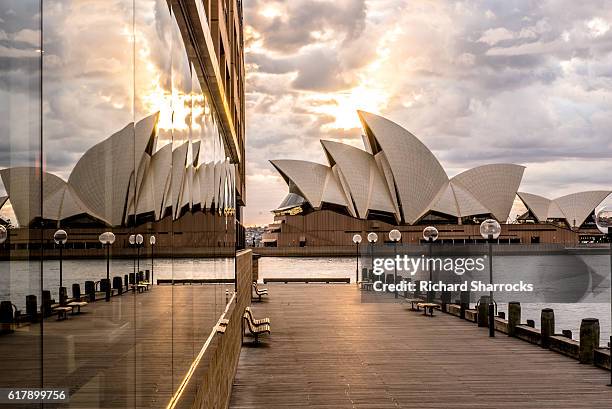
[99, 232, 116, 302]
[480, 219, 501, 337]
[389, 229, 401, 298]
[352, 234, 362, 284]
[595, 205, 612, 386]
[136, 233, 143, 283]
[54, 229, 68, 304]
[150, 235, 156, 286]
[422, 226, 438, 302]
[0, 225, 7, 245]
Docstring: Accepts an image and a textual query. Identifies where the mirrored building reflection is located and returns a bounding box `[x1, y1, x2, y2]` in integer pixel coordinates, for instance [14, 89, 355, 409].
[0, 0, 245, 407]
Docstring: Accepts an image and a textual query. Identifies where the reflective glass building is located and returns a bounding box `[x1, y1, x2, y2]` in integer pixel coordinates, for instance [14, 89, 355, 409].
[0, 0, 245, 407]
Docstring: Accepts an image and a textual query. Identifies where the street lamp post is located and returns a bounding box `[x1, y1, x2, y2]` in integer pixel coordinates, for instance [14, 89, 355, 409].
[129, 234, 136, 281]
[480, 219, 501, 338]
[99, 232, 116, 302]
[595, 205, 612, 386]
[136, 234, 143, 282]
[150, 235, 156, 286]
[367, 232, 378, 283]
[389, 229, 402, 298]
[53, 229, 68, 303]
[352, 234, 362, 284]
[422, 226, 439, 302]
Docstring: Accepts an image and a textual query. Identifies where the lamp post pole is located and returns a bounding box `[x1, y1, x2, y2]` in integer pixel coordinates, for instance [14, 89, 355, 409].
[135, 234, 143, 282]
[595, 206, 612, 386]
[389, 229, 401, 299]
[488, 236, 494, 337]
[367, 233, 378, 283]
[352, 234, 362, 284]
[99, 232, 115, 302]
[480, 219, 501, 338]
[150, 235, 156, 286]
[422, 227, 438, 303]
[54, 229, 68, 303]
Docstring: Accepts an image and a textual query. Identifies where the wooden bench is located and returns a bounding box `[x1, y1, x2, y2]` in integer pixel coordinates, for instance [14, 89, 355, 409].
[245, 307, 270, 326]
[243, 312, 271, 343]
[54, 306, 73, 321]
[404, 298, 425, 310]
[416, 303, 440, 317]
[252, 283, 268, 301]
[67, 301, 88, 314]
[359, 281, 374, 291]
[137, 283, 150, 293]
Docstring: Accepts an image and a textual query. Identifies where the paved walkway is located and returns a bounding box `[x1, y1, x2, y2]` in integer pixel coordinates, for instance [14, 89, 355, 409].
[231, 284, 612, 408]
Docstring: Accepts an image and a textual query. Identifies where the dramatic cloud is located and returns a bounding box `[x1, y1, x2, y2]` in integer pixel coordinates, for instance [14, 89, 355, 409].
[243, 0, 612, 225]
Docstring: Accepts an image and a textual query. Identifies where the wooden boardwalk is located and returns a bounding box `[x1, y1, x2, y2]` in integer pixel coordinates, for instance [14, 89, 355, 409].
[0, 284, 231, 408]
[231, 284, 612, 408]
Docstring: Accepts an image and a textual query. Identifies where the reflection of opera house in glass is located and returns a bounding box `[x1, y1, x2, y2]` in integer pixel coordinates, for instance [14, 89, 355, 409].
[264, 111, 610, 247]
[0, 112, 238, 256]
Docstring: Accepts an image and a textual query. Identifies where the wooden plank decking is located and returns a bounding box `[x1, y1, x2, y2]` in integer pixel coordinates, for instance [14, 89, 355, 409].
[0, 284, 232, 409]
[231, 284, 612, 408]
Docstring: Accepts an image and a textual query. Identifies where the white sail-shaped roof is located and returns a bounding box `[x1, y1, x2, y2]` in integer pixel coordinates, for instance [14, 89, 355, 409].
[358, 111, 448, 224]
[271, 111, 532, 225]
[553, 191, 611, 228]
[136, 143, 172, 220]
[321, 140, 395, 218]
[270, 160, 330, 209]
[516, 192, 551, 222]
[518, 190, 611, 227]
[0, 168, 98, 226]
[167, 143, 189, 219]
[68, 113, 158, 226]
[429, 182, 460, 217]
[451, 164, 525, 222]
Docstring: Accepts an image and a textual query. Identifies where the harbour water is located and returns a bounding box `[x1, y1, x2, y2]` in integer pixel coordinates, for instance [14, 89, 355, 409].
[1, 255, 610, 344]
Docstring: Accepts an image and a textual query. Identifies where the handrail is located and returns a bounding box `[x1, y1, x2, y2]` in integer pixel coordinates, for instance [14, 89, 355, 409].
[166, 291, 237, 409]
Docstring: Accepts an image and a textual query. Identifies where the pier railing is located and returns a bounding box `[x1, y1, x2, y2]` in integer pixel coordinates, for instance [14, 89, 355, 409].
[175, 249, 253, 409]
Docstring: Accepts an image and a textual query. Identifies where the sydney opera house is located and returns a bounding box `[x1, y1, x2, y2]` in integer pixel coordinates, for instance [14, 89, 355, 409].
[263, 111, 610, 248]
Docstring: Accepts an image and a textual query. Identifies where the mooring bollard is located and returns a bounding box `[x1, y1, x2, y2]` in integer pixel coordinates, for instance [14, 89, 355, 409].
[508, 302, 521, 337]
[441, 291, 451, 313]
[124, 274, 129, 289]
[225, 289, 229, 304]
[541, 308, 555, 348]
[526, 319, 535, 328]
[59, 286, 68, 306]
[113, 276, 123, 295]
[0, 301, 13, 324]
[85, 281, 95, 302]
[477, 295, 490, 327]
[460, 290, 470, 320]
[562, 330, 572, 339]
[26, 295, 37, 321]
[404, 278, 411, 298]
[414, 281, 421, 298]
[72, 283, 81, 301]
[579, 318, 600, 364]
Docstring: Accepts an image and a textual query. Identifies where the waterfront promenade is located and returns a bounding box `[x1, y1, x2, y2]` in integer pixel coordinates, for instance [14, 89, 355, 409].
[231, 284, 612, 408]
[0, 284, 229, 408]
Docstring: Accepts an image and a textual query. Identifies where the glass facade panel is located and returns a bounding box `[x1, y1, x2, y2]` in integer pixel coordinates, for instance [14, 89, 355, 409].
[0, 1, 241, 407]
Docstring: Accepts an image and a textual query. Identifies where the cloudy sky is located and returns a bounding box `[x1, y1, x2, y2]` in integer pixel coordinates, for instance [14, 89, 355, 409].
[242, 0, 612, 226]
[1, 1, 611, 227]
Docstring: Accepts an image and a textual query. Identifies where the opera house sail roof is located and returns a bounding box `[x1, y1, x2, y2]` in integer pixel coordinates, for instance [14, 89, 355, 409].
[0, 112, 237, 228]
[270, 111, 610, 228]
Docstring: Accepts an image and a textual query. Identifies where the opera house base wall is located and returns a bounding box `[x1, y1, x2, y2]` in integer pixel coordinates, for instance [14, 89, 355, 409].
[260, 211, 597, 252]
